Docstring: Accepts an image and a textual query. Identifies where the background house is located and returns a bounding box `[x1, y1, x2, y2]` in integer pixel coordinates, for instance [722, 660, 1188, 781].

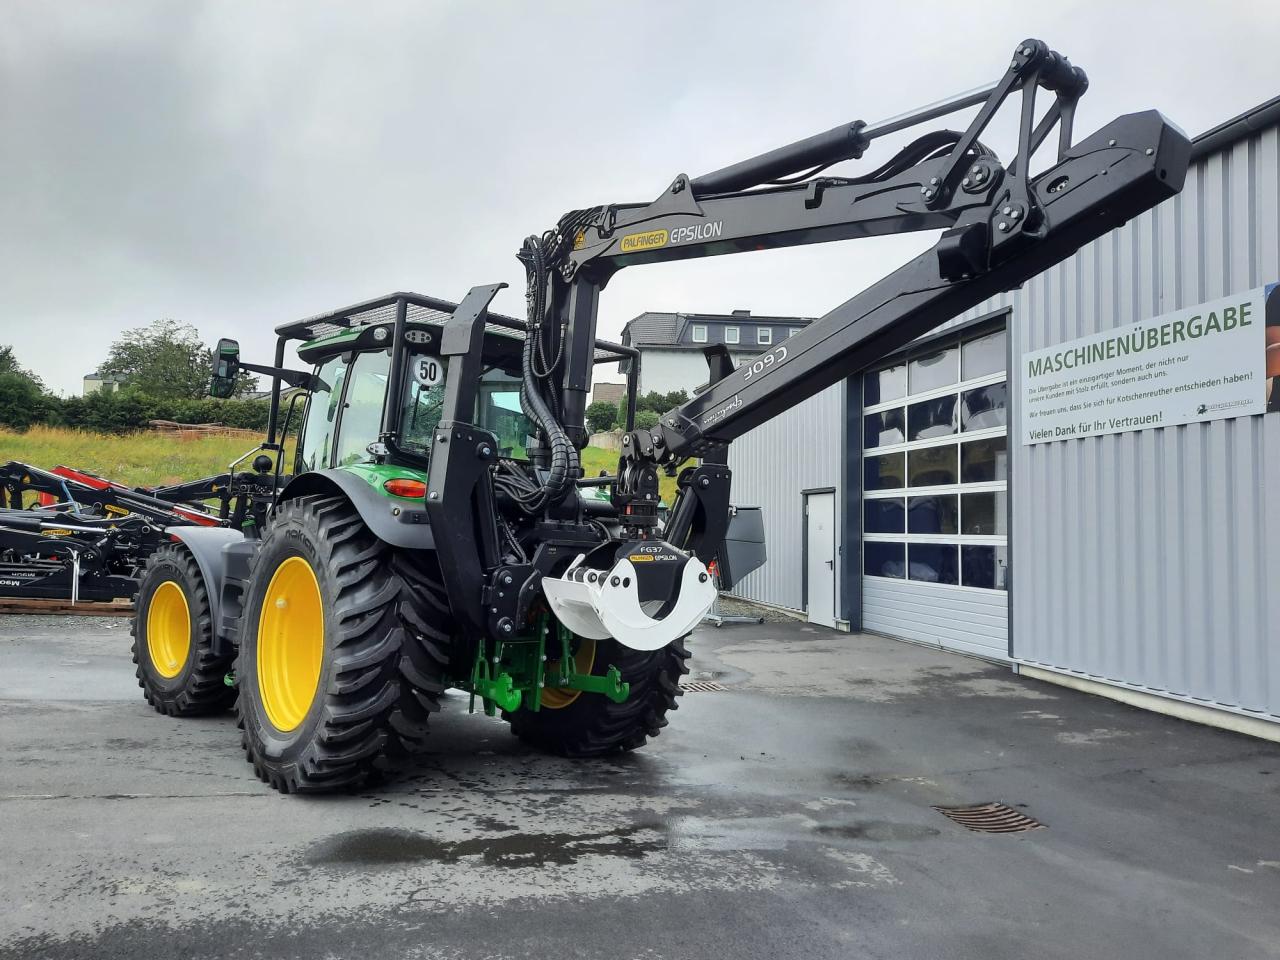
[82, 370, 125, 395]
[590, 381, 626, 407]
[619, 309, 813, 396]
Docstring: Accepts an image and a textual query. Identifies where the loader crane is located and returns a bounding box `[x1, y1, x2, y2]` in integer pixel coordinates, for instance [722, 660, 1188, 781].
[130, 40, 1190, 792]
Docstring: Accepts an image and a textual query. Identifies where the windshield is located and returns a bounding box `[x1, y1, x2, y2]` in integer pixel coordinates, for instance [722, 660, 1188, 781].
[477, 371, 530, 458]
[400, 364, 447, 455]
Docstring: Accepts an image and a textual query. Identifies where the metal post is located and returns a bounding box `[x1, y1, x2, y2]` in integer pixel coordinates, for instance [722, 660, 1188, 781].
[264, 337, 286, 447]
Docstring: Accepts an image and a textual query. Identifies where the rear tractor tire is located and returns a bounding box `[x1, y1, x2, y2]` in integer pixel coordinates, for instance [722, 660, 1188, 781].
[505, 632, 691, 758]
[234, 495, 447, 793]
[132, 543, 236, 717]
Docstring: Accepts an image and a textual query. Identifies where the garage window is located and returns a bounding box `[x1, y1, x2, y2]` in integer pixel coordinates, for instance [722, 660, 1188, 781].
[862, 326, 1008, 592]
[864, 498, 905, 533]
[864, 408, 905, 447]
[863, 452, 905, 491]
[864, 363, 906, 405]
[864, 541, 905, 579]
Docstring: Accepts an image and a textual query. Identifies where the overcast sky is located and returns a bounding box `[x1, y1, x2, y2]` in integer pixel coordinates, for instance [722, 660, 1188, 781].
[2, 1, 1276, 395]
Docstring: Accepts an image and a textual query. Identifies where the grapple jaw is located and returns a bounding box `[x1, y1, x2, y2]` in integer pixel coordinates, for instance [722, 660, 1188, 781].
[540, 541, 716, 651]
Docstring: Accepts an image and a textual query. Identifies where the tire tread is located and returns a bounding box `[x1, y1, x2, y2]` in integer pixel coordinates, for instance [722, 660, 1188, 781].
[236, 495, 450, 792]
[131, 543, 235, 717]
[506, 635, 691, 758]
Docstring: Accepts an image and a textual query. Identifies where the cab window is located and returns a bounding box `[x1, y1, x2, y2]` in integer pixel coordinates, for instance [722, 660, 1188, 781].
[297, 354, 348, 472]
[398, 359, 532, 459]
[400, 357, 448, 456]
[477, 370, 530, 458]
[334, 349, 392, 466]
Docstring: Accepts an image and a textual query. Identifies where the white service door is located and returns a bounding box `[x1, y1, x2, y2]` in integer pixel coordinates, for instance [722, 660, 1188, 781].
[805, 492, 836, 628]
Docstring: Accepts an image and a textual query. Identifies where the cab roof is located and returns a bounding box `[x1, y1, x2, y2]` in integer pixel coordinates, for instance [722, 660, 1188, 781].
[275, 291, 633, 364]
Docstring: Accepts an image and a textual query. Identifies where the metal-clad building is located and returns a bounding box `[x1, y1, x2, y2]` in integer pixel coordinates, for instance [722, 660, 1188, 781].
[729, 382, 845, 621]
[728, 97, 1280, 736]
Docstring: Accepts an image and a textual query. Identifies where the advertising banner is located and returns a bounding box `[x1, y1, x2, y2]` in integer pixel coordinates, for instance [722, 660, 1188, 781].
[1022, 284, 1278, 445]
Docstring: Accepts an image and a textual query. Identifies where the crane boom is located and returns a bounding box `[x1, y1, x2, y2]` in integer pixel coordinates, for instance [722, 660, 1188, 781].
[427, 39, 1190, 650]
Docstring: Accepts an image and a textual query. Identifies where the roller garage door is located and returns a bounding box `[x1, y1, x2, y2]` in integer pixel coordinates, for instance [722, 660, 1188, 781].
[860, 325, 1009, 660]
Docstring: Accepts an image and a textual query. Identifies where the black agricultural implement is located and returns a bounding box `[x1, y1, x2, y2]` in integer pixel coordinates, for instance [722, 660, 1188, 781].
[0, 458, 278, 604]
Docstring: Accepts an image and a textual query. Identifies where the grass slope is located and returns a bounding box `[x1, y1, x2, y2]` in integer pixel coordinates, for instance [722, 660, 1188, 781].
[0, 427, 678, 506]
[0, 426, 260, 490]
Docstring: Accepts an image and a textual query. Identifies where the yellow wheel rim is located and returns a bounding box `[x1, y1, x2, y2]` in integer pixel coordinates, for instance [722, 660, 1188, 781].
[540, 636, 597, 710]
[256, 556, 324, 732]
[146, 580, 191, 679]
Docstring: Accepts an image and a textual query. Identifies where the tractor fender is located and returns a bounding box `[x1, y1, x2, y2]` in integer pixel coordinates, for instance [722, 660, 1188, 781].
[165, 525, 246, 634]
[277, 469, 436, 551]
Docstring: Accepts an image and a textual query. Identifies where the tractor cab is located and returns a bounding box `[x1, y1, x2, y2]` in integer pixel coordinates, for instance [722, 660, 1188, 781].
[291, 320, 533, 476]
[205, 292, 641, 555]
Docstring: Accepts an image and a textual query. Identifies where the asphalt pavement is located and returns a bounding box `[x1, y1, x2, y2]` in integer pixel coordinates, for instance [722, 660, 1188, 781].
[2, 613, 1278, 959]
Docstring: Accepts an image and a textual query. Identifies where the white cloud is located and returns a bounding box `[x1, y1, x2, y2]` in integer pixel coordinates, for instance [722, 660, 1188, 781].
[1, 0, 1276, 394]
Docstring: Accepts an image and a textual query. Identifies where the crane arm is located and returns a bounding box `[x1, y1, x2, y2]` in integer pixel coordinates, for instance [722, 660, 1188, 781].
[427, 39, 1190, 650]
[515, 40, 1189, 553]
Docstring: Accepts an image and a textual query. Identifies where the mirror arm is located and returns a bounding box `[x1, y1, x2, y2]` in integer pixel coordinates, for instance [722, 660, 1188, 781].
[236, 361, 317, 391]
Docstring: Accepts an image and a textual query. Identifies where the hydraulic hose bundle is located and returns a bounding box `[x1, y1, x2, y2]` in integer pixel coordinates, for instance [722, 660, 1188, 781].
[510, 231, 573, 513]
[513, 205, 608, 513]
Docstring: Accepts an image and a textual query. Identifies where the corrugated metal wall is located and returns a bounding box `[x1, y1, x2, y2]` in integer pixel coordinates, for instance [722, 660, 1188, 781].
[957, 121, 1280, 722]
[728, 382, 845, 613]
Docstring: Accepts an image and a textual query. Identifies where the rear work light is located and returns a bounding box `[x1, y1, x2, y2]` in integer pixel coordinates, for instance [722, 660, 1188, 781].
[383, 478, 427, 499]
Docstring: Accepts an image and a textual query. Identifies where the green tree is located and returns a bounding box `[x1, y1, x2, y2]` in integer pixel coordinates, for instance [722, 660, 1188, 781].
[634, 409, 660, 431]
[0, 345, 44, 388]
[585, 399, 618, 433]
[613, 388, 690, 431]
[637, 390, 665, 413]
[100, 319, 255, 400]
[0, 373, 48, 429]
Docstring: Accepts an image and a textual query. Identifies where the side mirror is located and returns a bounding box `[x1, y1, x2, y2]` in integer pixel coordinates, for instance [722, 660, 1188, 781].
[209, 338, 240, 398]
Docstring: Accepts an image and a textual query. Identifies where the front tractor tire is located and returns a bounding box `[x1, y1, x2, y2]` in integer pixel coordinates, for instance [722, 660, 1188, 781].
[235, 495, 445, 793]
[131, 543, 236, 717]
[506, 633, 691, 758]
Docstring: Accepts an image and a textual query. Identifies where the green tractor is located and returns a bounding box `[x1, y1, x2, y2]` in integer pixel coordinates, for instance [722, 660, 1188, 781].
[129, 43, 1188, 793]
[131, 291, 727, 793]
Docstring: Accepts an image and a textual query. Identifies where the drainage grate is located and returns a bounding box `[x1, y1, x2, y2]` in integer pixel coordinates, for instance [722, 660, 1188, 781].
[933, 802, 1045, 833]
[680, 680, 726, 692]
